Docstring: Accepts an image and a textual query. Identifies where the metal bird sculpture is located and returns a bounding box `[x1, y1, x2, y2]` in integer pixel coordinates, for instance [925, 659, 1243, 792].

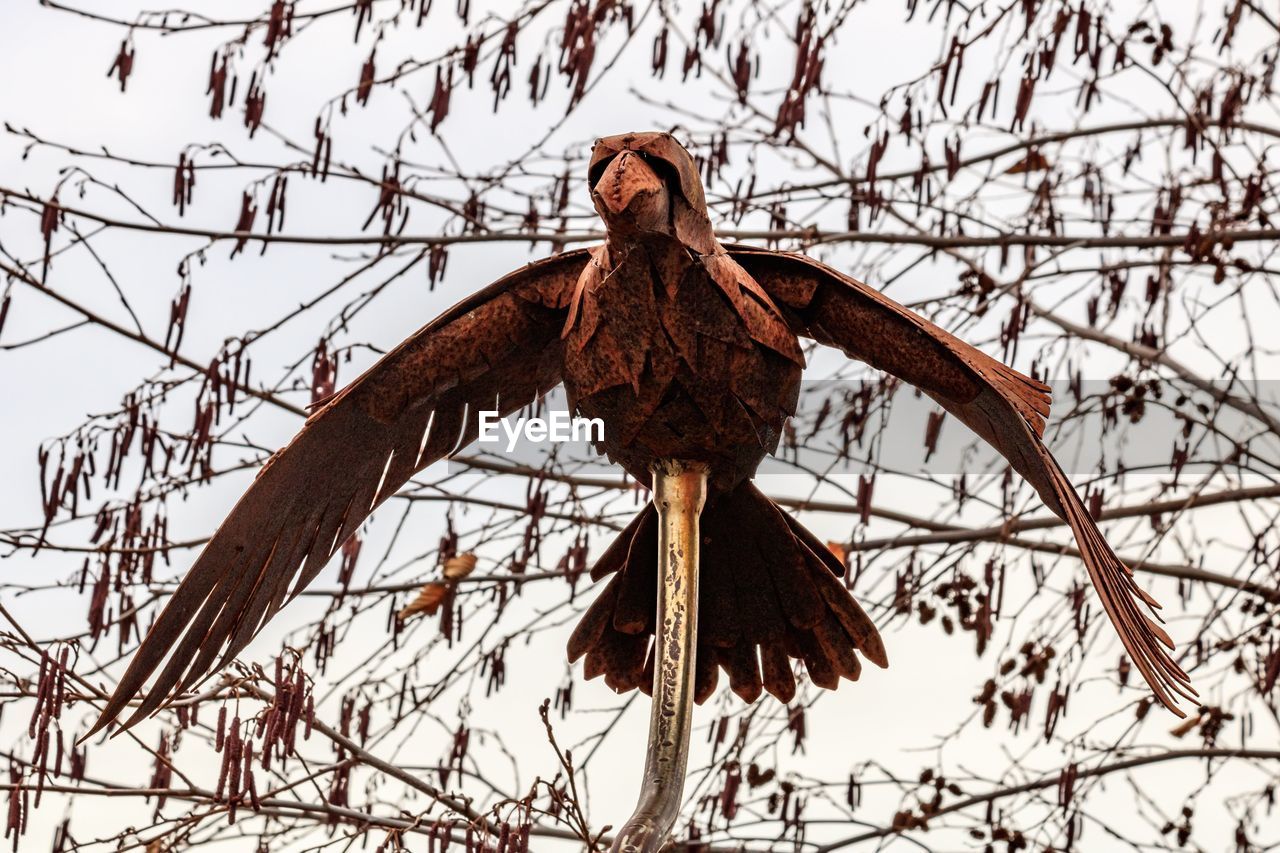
[88, 132, 1194, 851]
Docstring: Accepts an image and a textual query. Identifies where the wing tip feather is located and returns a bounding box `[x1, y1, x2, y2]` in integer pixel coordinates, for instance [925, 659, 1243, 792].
[1047, 450, 1196, 716]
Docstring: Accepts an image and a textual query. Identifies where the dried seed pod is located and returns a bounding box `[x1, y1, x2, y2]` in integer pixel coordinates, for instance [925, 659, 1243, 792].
[442, 553, 477, 581]
[398, 582, 449, 620]
[398, 553, 476, 621]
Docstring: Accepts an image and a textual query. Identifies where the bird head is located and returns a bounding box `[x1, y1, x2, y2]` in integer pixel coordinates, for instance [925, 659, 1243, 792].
[589, 147, 670, 233]
[588, 132, 716, 253]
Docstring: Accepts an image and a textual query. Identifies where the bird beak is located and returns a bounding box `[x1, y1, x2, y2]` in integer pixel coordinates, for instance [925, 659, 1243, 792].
[593, 151, 665, 216]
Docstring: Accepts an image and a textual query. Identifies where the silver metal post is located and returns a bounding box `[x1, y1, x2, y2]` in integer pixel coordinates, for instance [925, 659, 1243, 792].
[610, 460, 708, 853]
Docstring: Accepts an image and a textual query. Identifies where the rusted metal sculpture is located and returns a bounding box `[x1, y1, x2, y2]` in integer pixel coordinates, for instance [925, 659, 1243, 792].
[86, 132, 1195, 849]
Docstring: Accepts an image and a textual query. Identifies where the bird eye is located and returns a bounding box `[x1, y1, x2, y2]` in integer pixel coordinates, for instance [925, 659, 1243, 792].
[588, 155, 616, 189]
[587, 152, 678, 193]
[635, 152, 680, 190]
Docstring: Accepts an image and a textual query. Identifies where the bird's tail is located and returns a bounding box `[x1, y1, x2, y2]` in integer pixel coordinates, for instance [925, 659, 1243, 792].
[567, 481, 887, 703]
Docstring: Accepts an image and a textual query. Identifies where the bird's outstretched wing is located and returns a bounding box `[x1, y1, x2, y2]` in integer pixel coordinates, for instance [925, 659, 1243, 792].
[729, 246, 1196, 715]
[89, 250, 593, 736]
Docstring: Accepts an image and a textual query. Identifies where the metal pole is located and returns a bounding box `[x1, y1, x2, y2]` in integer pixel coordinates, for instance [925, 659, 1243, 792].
[610, 459, 708, 853]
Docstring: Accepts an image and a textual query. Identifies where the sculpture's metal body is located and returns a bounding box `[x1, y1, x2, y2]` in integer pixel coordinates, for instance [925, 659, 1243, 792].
[86, 132, 1195, 846]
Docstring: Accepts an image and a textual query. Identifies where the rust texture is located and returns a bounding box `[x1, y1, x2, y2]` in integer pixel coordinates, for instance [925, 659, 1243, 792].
[90, 131, 1193, 740]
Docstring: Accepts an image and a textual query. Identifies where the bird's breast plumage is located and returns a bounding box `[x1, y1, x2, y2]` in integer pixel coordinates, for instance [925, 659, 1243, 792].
[561, 240, 803, 488]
